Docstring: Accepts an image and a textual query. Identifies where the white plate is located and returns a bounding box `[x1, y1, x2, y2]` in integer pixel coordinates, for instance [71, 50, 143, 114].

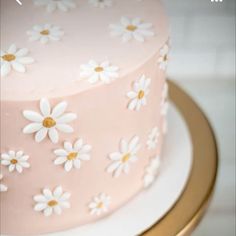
[48, 103, 193, 236]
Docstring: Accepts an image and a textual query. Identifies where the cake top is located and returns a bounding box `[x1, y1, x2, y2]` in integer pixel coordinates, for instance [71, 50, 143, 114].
[1, 0, 168, 101]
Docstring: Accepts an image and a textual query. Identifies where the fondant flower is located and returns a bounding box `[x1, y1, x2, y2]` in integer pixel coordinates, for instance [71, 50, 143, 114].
[54, 138, 92, 172]
[161, 82, 169, 116]
[0, 173, 8, 192]
[80, 60, 119, 84]
[158, 43, 169, 70]
[147, 127, 160, 150]
[27, 24, 64, 44]
[109, 17, 155, 42]
[144, 156, 161, 188]
[161, 82, 169, 134]
[34, 186, 71, 217]
[33, 0, 76, 13]
[89, 0, 112, 8]
[107, 136, 140, 178]
[1, 44, 34, 77]
[127, 74, 151, 111]
[89, 193, 111, 216]
[23, 98, 77, 144]
[1, 150, 30, 173]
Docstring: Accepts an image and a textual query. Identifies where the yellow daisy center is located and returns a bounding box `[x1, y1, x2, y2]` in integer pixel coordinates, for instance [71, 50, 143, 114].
[40, 29, 50, 35]
[122, 153, 131, 163]
[43, 117, 56, 128]
[126, 25, 137, 32]
[67, 152, 78, 161]
[10, 159, 18, 164]
[48, 200, 58, 207]
[138, 90, 145, 99]
[97, 202, 104, 209]
[2, 54, 16, 62]
[95, 67, 104, 72]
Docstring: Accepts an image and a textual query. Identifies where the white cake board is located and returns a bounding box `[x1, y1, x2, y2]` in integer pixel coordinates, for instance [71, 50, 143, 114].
[48, 102, 193, 236]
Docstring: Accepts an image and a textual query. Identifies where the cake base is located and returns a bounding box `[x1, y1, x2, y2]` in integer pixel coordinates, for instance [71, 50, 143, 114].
[45, 103, 193, 236]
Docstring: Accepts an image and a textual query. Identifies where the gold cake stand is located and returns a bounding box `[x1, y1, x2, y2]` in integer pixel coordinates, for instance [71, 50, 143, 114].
[142, 80, 218, 236]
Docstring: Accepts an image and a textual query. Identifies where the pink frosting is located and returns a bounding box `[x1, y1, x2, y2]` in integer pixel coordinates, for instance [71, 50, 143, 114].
[1, 0, 168, 100]
[0, 0, 169, 235]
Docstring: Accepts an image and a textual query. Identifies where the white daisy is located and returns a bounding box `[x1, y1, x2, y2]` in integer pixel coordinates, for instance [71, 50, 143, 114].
[1, 44, 34, 77]
[89, 0, 112, 8]
[1, 150, 30, 173]
[80, 60, 119, 84]
[161, 82, 169, 134]
[34, 186, 71, 217]
[27, 24, 64, 44]
[23, 98, 77, 144]
[127, 74, 151, 111]
[161, 82, 169, 116]
[109, 16, 155, 43]
[147, 127, 160, 150]
[33, 0, 76, 13]
[107, 136, 140, 178]
[158, 43, 169, 70]
[89, 193, 111, 216]
[54, 138, 92, 172]
[144, 156, 161, 188]
[0, 173, 8, 192]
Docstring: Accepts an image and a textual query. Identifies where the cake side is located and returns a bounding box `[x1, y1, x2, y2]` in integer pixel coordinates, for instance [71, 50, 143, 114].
[0, 48, 168, 235]
[0, 0, 169, 235]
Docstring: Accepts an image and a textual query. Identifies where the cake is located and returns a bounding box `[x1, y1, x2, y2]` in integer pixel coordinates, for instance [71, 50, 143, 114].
[0, 0, 169, 235]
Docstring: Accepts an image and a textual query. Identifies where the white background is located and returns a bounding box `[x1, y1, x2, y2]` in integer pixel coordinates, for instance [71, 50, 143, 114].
[164, 0, 235, 80]
[163, 0, 235, 235]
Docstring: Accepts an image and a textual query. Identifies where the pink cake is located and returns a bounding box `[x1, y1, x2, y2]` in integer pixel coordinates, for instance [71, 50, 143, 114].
[0, 0, 169, 235]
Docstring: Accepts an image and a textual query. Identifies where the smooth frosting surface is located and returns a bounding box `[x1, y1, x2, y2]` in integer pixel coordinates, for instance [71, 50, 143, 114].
[0, 1, 169, 234]
[1, 0, 168, 101]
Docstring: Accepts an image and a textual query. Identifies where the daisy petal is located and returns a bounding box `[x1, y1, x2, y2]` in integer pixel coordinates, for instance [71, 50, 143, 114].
[34, 203, 47, 211]
[60, 192, 71, 201]
[107, 161, 121, 173]
[74, 139, 83, 151]
[34, 195, 47, 202]
[15, 48, 28, 57]
[60, 201, 70, 209]
[54, 205, 62, 215]
[51, 101, 67, 118]
[8, 44, 17, 54]
[56, 113, 77, 123]
[1, 61, 11, 77]
[120, 139, 128, 153]
[129, 136, 139, 152]
[44, 207, 53, 217]
[16, 57, 34, 64]
[23, 123, 43, 134]
[40, 98, 51, 117]
[64, 142, 73, 152]
[23, 111, 43, 122]
[53, 186, 63, 198]
[54, 149, 68, 156]
[79, 154, 90, 161]
[54, 156, 67, 165]
[48, 128, 59, 144]
[71, 159, 79, 170]
[35, 128, 48, 143]
[43, 188, 52, 199]
[11, 61, 26, 73]
[65, 160, 73, 172]
[56, 124, 74, 133]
